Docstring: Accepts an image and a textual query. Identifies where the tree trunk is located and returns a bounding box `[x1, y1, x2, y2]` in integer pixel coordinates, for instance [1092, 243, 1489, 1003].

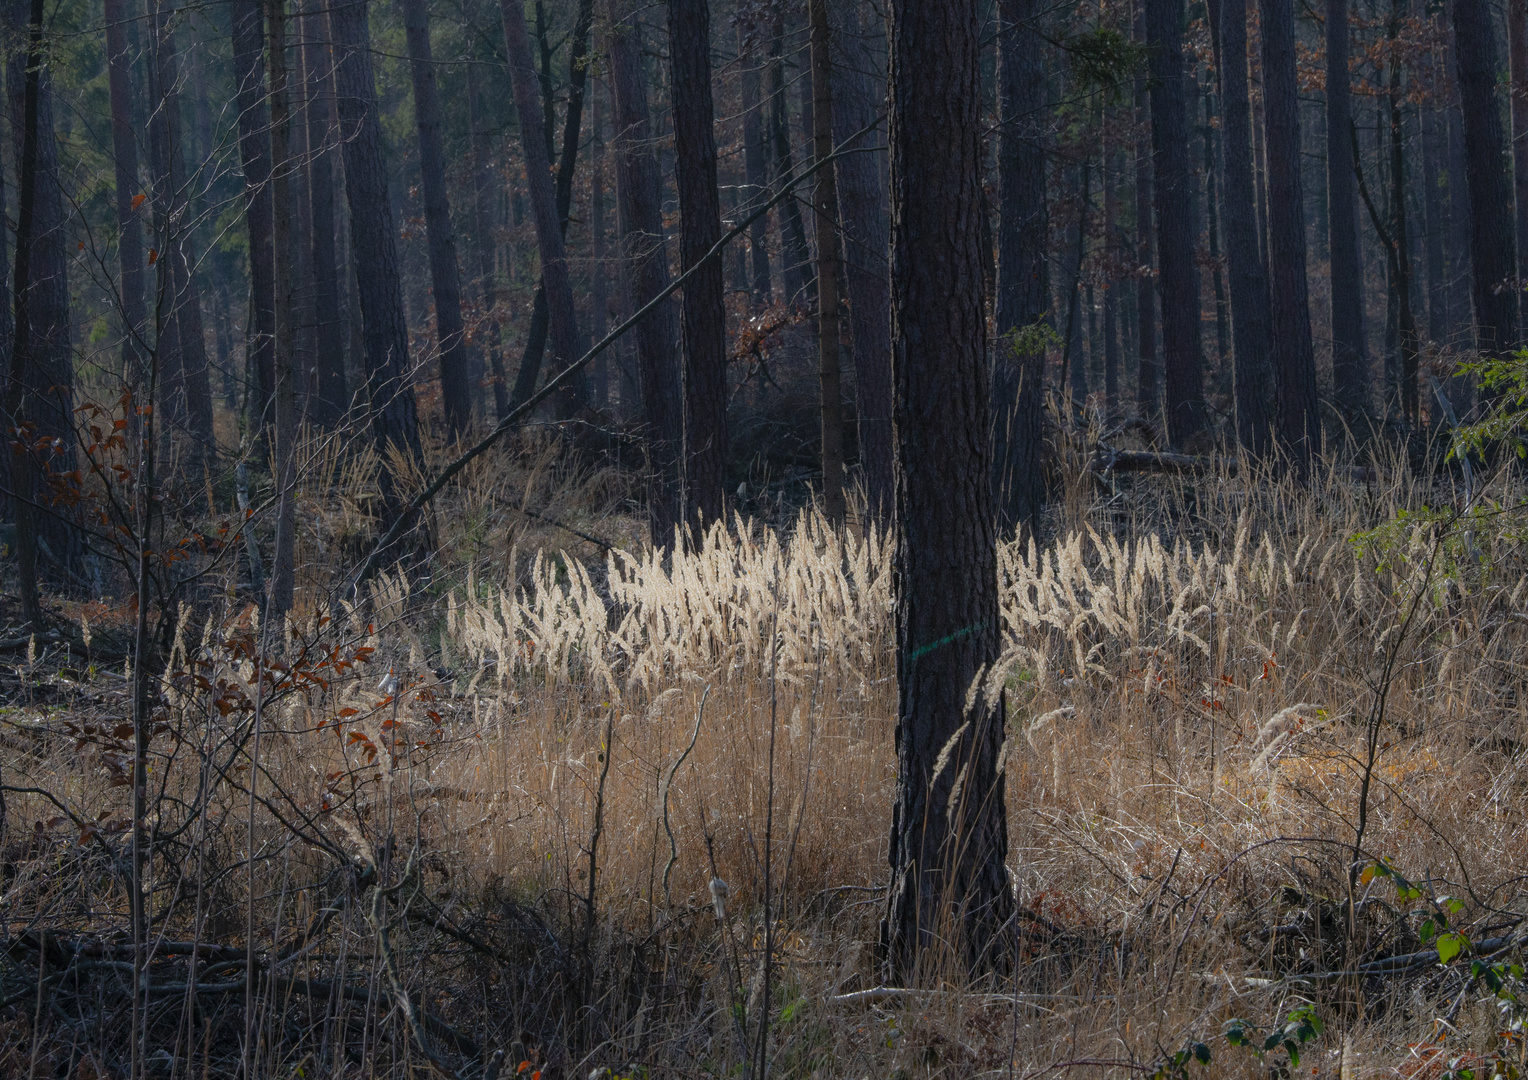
[667, 0, 728, 533]
[301, 0, 347, 426]
[468, 64, 510, 423]
[607, 0, 683, 544]
[499, 0, 587, 417]
[103, 0, 147, 386]
[401, 0, 471, 437]
[1215, 0, 1273, 453]
[329, 0, 425, 519]
[145, 0, 216, 469]
[1260, 0, 1320, 468]
[268, 0, 296, 613]
[882, 0, 1012, 982]
[1145, 0, 1206, 446]
[1104, 137, 1122, 420]
[1134, 0, 1160, 421]
[1326, 0, 1367, 417]
[1452, 0, 1520, 361]
[740, 17, 772, 307]
[1062, 161, 1091, 405]
[590, 77, 609, 410]
[1202, 79, 1230, 375]
[232, 0, 276, 434]
[807, 0, 845, 523]
[1509, 0, 1527, 327]
[1421, 95, 1449, 346]
[769, 13, 813, 308]
[830, 0, 893, 525]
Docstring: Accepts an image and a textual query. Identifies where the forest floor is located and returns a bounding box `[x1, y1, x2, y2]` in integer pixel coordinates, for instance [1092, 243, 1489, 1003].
[2, 433, 1526, 1079]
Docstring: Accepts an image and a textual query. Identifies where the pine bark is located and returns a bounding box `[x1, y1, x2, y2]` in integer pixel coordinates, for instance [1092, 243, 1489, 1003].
[882, 0, 1012, 981]
[1260, 0, 1319, 467]
[329, 0, 425, 516]
[103, 0, 147, 385]
[1145, 0, 1206, 445]
[830, 0, 892, 524]
[1326, 0, 1367, 416]
[1215, 0, 1273, 453]
[606, 0, 683, 544]
[268, 0, 296, 613]
[1452, 0, 1520, 360]
[401, 0, 472, 437]
[1133, 0, 1160, 419]
[807, 0, 845, 523]
[667, 0, 728, 532]
[1509, 0, 1527, 321]
[301, 0, 347, 425]
[232, 0, 276, 432]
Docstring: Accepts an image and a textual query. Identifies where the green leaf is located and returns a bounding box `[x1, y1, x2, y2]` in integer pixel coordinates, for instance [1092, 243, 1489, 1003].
[1421, 919, 1437, 943]
[1438, 931, 1470, 964]
[1193, 1043, 1212, 1066]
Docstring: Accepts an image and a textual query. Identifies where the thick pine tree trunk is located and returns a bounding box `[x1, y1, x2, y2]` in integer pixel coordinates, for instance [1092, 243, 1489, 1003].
[830, 0, 892, 524]
[1260, 0, 1319, 468]
[667, 0, 728, 533]
[607, 0, 683, 544]
[1452, 0, 1519, 361]
[1133, 0, 1160, 420]
[144, 0, 216, 467]
[882, 0, 1012, 982]
[740, 17, 772, 307]
[468, 65, 510, 423]
[103, 0, 147, 386]
[990, 0, 1051, 534]
[301, 0, 347, 426]
[1326, 0, 1367, 417]
[1145, 0, 1206, 446]
[499, 0, 587, 416]
[1214, 0, 1273, 453]
[329, 0, 425, 518]
[232, 0, 276, 433]
[401, 0, 471, 437]
[808, 0, 844, 523]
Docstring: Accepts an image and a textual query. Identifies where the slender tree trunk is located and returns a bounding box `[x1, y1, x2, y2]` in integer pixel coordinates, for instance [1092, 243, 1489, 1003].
[401, 0, 471, 437]
[607, 0, 683, 543]
[301, 0, 347, 425]
[807, 0, 844, 523]
[500, 0, 587, 416]
[290, 25, 316, 426]
[770, 13, 813, 308]
[1062, 161, 1091, 404]
[1452, 0, 1520, 361]
[1145, 0, 1206, 445]
[1202, 81, 1231, 374]
[232, 0, 276, 434]
[1215, 0, 1273, 452]
[269, 0, 296, 613]
[1422, 98, 1449, 346]
[740, 17, 772, 307]
[329, 0, 425, 520]
[1326, 0, 1367, 416]
[882, 0, 1012, 982]
[145, 0, 216, 468]
[468, 65, 510, 423]
[103, 0, 147, 386]
[1260, 0, 1320, 468]
[1383, 0, 1419, 423]
[1134, 0, 1159, 421]
[590, 78, 609, 410]
[1104, 138, 1122, 420]
[1509, 0, 1527, 325]
[831, 0, 893, 524]
[668, 0, 728, 532]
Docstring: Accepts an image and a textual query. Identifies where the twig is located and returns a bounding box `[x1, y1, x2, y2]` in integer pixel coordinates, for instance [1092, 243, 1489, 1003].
[662, 686, 709, 907]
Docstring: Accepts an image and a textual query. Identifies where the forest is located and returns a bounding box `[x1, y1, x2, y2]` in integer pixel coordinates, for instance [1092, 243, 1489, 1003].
[0, 0, 1527, 1072]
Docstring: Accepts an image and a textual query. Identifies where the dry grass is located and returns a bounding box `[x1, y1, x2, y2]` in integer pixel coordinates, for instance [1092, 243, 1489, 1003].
[3, 436, 1527, 1079]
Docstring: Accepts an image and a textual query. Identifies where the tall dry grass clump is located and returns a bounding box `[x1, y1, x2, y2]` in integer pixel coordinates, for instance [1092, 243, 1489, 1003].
[3, 441, 1527, 1079]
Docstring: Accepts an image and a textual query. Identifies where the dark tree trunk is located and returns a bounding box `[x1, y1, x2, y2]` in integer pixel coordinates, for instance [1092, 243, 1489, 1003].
[1134, 0, 1160, 420]
[468, 65, 510, 423]
[401, 0, 471, 438]
[1509, 0, 1527, 326]
[769, 13, 813, 308]
[1145, 0, 1206, 445]
[1326, 0, 1367, 416]
[329, 0, 425, 516]
[1062, 161, 1091, 405]
[1260, 0, 1320, 468]
[500, 0, 587, 416]
[1104, 137, 1122, 420]
[232, 0, 276, 433]
[740, 17, 772, 307]
[830, 0, 893, 524]
[1202, 81, 1230, 375]
[145, 0, 216, 467]
[667, 0, 728, 532]
[1214, 0, 1273, 453]
[301, 0, 347, 426]
[1452, 0, 1520, 361]
[882, 0, 1012, 981]
[590, 79, 609, 409]
[607, 0, 683, 544]
[268, 0, 296, 613]
[1421, 94, 1449, 346]
[103, 0, 147, 385]
[808, 0, 845, 523]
